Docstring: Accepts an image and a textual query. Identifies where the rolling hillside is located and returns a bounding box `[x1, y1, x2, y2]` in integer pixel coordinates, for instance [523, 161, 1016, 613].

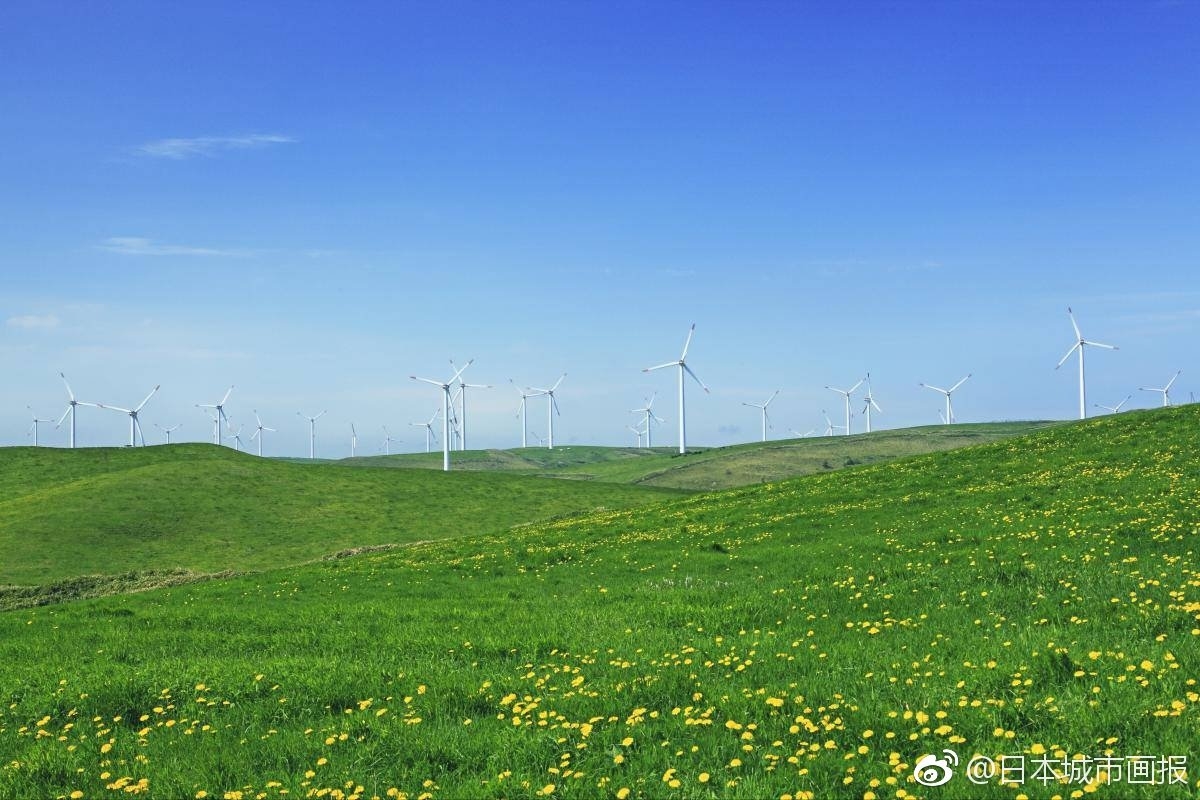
[343, 420, 1061, 489]
[0, 444, 684, 587]
[0, 407, 1195, 797]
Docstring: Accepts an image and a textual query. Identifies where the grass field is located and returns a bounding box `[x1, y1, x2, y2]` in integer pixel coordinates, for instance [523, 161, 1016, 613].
[0, 408, 1197, 798]
[0, 444, 683, 588]
[344, 421, 1061, 490]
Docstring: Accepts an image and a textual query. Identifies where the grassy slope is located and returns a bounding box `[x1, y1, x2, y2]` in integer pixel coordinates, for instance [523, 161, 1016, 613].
[343, 421, 1060, 490]
[0, 444, 684, 587]
[0, 408, 1197, 798]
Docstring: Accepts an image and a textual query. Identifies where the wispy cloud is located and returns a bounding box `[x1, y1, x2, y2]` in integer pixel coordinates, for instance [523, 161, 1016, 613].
[6, 314, 60, 330]
[98, 237, 247, 257]
[135, 134, 295, 159]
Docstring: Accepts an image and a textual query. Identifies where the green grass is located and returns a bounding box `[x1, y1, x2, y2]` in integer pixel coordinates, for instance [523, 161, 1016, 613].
[343, 421, 1060, 490]
[0, 408, 1197, 798]
[0, 444, 684, 587]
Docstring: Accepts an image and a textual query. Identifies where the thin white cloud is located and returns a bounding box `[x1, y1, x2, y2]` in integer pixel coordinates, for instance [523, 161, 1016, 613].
[6, 314, 60, 330]
[136, 134, 296, 159]
[98, 237, 246, 257]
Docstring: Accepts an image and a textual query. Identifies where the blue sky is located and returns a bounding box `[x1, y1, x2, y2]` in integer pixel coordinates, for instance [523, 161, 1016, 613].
[3, 1, 1198, 455]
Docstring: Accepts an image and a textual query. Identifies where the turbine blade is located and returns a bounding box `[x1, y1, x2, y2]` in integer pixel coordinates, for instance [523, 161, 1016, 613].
[683, 363, 710, 393]
[1067, 307, 1082, 341]
[1083, 340, 1117, 350]
[848, 378, 864, 394]
[56, 407, 71, 426]
[551, 373, 566, 392]
[680, 323, 696, 360]
[135, 385, 160, 412]
[764, 390, 780, 406]
[1165, 370, 1182, 390]
[1055, 344, 1079, 369]
[643, 362, 677, 372]
[411, 376, 444, 387]
[948, 374, 971, 392]
[448, 358, 474, 385]
[59, 372, 76, 401]
[220, 386, 234, 406]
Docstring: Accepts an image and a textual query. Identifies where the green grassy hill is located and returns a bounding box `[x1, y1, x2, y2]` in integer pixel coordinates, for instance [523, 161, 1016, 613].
[0, 444, 684, 587]
[344, 420, 1060, 489]
[0, 408, 1196, 798]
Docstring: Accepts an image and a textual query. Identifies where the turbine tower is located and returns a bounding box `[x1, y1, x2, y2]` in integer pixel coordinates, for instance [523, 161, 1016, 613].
[28, 407, 55, 447]
[228, 423, 245, 452]
[1056, 307, 1117, 420]
[644, 324, 710, 454]
[199, 408, 220, 443]
[1139, 370, 1181, 407]
[821, 410, 844, 437]
[510, 380, 538, 448]
[408, 410, 440, 454]
[529, 374, 566, 449]
[861, 374, 882, 433]
[411, 361, 472, 471]
[154, 423, 182, 444]
[197, 386, 234, 446]
[825, 378, 864, 436]
[741, 390, 780, 443]
[920, 375, 971, 425]
[56, 372, 97, 448]
[630, 393, 665, 448]
[1095, 395, 1132, 414]
[251, 411, 275, 457]
[96, 385, 160, 447]
[297, 410, 327, 460]
[350, 423, 358, 457]
[626, 424, 645, 448]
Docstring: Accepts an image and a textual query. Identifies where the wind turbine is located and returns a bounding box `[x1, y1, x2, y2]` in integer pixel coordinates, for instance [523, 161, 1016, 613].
[297, 410, 327, 460]
[644, 324, 710, 454]
[860, 374, 883, 433]
[825, 378, 864, 436]
[511, 380, 539, 448]
[1095, 395, 1132, 414]
[350, 423, 358, 457]
[626, 424, 646, 448]
[741, 390, 779, 443]
[154, 422, 182, 444]
[630, 393, 665, 447]
[821, 410, 844, 437]
[529, 374, 566, 449]
[28, 407, 54, 447]
[250, 411, 275, 456]
[789, 428, 816, 438]
[197, 386, 234, 446]
[411, 360, 472, 471]
[937, 409, 947, 425]
[228, 423, 245, 452]
[452, 365, 491, 451]
[1139, 370, 1181, 407]
[409, 409, 440, 454]
[56, 372, 97, 448]
[530, 430, 548, 447]
[199, 408, 220, 443]
[96, 385, 160, 446]
[448, 386, 464, 451]
[1056, 307, 1117, 420]
[382, 426, 401, 455]
[920, 375, 971, 425]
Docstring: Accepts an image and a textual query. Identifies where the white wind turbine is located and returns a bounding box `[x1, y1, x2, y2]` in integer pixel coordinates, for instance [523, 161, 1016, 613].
[626, 423, 646, 448]
[411, 360, 472, 471]
[453, 365, 491, 451]
[825, 378, 864, 436]
[530, 430, 548, 447]
[409, 409, 440, 454]
[1139, 370, 1181, 407]
[199, 408, 220, 443]
[27, 407, 54, 447]
[1095, 395, 1132, 414]
[350, 423, 358, 457]
[448, 386, 463, 451]
[251, 411, 275, 457]
[920, 374, 971, 425]
[154, 422, 182, 444]
[821, 410, 844, 437]
[789, 428, 816, 438]
[741, 390, 779, 443]
[1056, 307, 1117, 420]
[228, 423, 246, 452]
[55, 372, 97, 448]
[96, 385, 160, 447]
[630, 393, 665, 448]
[382, 426, 401, 455]
[861, 374, 883, 433]
[297, 410, 327, 460]
[197, 386, 234, 446]
[644, 324, 710, 454]
[511, 380, 539, 448]
[529, 374, 566, 449]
